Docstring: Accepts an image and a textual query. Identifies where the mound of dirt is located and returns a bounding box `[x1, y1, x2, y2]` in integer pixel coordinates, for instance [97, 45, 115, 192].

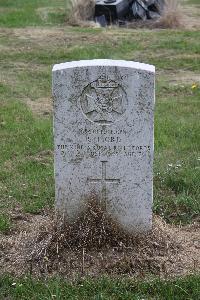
[0, 202, 199, 279]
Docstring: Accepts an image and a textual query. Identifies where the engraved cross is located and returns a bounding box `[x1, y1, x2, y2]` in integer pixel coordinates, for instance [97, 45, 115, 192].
[88, 161, 120, 210]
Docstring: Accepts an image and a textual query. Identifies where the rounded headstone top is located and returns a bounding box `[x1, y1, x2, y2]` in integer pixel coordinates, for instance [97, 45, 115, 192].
[52, 59, 155, 73]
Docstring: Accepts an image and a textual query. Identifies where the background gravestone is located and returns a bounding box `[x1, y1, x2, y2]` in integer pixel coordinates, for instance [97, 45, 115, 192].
[53, 60, 155, 233]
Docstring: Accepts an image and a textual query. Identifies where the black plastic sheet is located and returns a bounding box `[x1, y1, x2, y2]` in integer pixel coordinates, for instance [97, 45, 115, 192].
[95, 0, 165, 25]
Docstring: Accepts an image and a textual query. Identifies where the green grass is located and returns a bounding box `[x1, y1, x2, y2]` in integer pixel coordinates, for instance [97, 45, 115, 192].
[1, 26, 199, 226]
[0, 214, 11, 233]
[186, 0, 200, 5]
[154, 85, 200, 223]
[0, 0, 200, 297]
[0, 100, 54, 214]
[1, 29, 200, 71]
[0, 274, 200, 300]
[0, 0, 67, 27]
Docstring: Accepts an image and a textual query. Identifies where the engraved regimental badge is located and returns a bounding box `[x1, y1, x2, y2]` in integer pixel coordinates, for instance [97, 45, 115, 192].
[80, 76, 128, 125]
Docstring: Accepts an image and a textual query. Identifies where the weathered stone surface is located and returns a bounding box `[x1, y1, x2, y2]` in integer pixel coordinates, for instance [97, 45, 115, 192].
[53, 59, 155, 233]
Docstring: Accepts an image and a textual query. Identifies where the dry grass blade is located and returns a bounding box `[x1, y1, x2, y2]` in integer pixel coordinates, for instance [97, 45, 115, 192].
[28, 199, 181, 277]
[67, 0, 95, 26]
[153, 0, 183, 29]
[0, 201, 199, 278]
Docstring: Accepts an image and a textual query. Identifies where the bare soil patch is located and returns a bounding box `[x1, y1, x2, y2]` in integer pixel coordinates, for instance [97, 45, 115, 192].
[13, 28, 67, 43]
[160, 70, 200, 86]
[180, 0, 200, 29]
[0, 203, 199, 279]
[11, 28, 106, 47]
[25, 98, 53, 116]
[0, 28, 85, 49]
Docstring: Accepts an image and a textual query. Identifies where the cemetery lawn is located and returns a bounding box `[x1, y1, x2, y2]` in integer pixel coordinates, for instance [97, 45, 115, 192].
[1, 274, 200, 300]
[0, 0, 200, 298]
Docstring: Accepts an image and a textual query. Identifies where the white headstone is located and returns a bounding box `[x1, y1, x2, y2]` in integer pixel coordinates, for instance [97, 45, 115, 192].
[53, 59, 155, 233]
